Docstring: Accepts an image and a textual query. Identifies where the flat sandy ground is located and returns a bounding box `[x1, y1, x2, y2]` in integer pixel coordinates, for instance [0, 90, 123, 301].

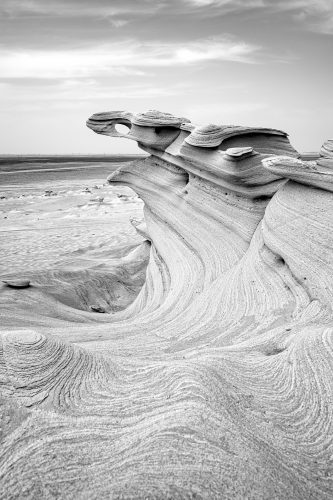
[0, 158, 144, 277]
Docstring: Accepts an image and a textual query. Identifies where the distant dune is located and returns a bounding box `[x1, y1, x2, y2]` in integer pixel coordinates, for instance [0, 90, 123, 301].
[0, 111, 332, 499]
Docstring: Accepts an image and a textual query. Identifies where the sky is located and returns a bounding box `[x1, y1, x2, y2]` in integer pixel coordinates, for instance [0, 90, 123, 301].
[0, 0, 332, 154]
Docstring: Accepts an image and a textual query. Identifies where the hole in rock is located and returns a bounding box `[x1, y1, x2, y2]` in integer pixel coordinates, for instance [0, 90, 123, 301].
[115, 124, 131, 135]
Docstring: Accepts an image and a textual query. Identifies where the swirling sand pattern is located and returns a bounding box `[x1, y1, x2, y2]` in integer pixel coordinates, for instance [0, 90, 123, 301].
[0, 110, 332, 499]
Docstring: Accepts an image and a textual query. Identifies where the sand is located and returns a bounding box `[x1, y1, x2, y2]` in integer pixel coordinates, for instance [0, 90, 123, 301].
[0, 158, 148, 325]
[0, 116, 333, 499]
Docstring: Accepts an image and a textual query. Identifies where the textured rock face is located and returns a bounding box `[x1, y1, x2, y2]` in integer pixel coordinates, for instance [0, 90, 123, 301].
[1, 110, 333, 499]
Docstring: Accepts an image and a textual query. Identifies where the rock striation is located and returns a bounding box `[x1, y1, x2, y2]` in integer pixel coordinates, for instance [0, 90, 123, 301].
[0, 110, 333, 499]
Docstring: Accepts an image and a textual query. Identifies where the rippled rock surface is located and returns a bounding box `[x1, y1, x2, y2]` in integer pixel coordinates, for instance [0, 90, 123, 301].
[1, 110, 333, 499]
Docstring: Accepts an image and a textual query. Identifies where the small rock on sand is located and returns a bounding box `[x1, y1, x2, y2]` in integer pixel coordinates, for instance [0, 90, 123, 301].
[3, 279, 31, 289]
[90, 305, 106, 313]
[90, 197, 104, 203]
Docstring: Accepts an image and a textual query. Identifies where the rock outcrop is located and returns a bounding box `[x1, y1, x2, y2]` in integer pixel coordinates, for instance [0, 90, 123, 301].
[0, 110, 332, 499]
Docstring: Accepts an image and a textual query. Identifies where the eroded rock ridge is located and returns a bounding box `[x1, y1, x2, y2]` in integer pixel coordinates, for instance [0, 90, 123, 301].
[0, 110, 332, 499]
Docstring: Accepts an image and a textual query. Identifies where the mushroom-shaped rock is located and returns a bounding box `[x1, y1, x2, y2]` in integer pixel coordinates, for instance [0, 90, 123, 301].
[87, 109, 192, 151]
[129, 110, 190, 150]
[132, 110, 190, 128]
[224, 146, 255, 159]
[91, 109, 298, 199]
[185, 124, 289, 152]
[86, 110, 133, 138]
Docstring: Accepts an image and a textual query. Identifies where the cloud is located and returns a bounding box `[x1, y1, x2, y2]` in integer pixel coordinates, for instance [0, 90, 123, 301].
[185, 101, 268, 122]
[0, 78, 187, 113]
[0, 0, 160, 19]
[0, 47, 146, 79]
[183, 0, 333, 33]
[2, 0, 332, 35]
[285, 0, 333, 34]
[168, 37, 258, 64]
[183, 0, 265, 11]
[0, 36, 260, 80]
[109, 19, 129, 28]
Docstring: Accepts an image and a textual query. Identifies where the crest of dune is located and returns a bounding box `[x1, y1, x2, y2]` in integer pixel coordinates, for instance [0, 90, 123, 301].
[1, 109, 333, 499]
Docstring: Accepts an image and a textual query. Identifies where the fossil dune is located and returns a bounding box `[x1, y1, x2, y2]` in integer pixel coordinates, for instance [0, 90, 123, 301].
[0, 110, 333, 499]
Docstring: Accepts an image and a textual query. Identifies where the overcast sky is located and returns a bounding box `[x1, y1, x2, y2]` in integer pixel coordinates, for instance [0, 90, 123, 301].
[0, 0, 332, 154]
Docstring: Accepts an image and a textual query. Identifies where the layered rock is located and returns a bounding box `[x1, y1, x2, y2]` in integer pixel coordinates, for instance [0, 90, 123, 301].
[0, 110, 332, 499]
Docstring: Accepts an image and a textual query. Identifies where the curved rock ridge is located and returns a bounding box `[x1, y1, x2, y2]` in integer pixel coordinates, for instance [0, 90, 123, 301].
[262, 160, 333, 193]
[86, 109, 191, 150]
[1, 111, 333, 499]
[262, 139, 333, 193]
[1, 330, 115, 411]
[87, 109, 298, 156]
[86, 110, 133, 137]
[320, 139, 333, 158]
[184, 123, 287, 148]
[132, 109, 190, 127]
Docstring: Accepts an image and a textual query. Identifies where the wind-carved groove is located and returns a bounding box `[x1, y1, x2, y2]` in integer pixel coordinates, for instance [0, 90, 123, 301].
[1, 109, 333, 499]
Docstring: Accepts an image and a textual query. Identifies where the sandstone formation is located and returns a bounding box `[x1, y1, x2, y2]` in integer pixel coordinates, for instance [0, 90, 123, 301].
[0, 110, 332, 499]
